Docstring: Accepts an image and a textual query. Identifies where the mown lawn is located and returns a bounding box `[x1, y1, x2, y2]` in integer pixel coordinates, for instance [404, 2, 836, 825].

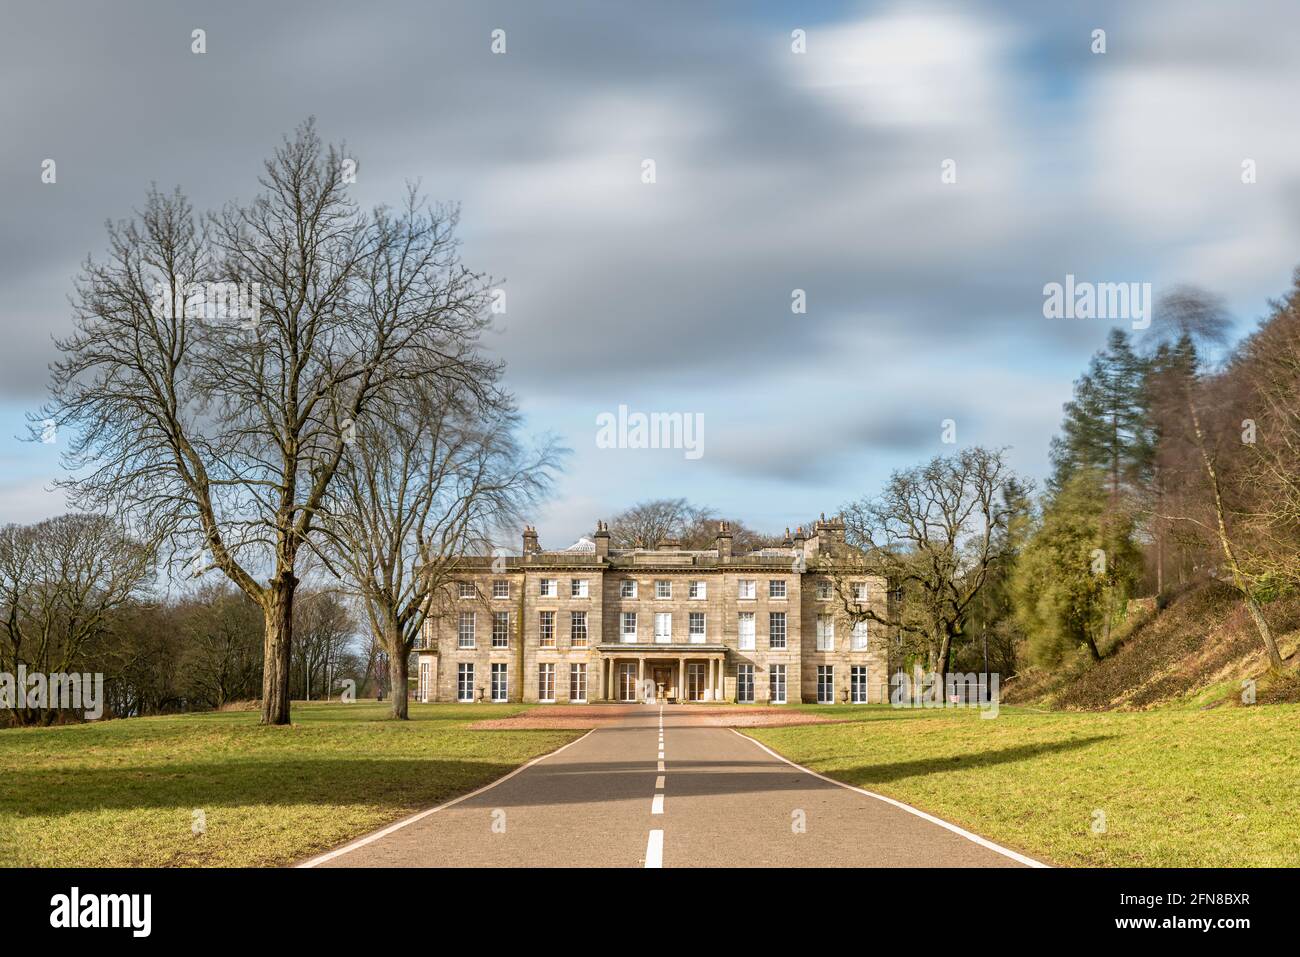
[0, 701, 580, 867]
[747, 703, 1300, 867]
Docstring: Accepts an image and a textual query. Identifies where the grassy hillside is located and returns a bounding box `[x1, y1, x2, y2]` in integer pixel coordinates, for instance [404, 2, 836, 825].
[1003, 581, 1300, 711]
[754, 703, 1300, 866]
[0, 701, 581, 867]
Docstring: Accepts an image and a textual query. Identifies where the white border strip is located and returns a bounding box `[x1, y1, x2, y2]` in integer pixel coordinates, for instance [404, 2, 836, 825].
[732, 729, 1049, 868]
[297, 729, 596, 868]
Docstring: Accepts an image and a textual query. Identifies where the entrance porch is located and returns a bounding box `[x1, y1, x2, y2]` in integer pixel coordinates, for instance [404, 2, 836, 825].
[596, 644, 727, 703]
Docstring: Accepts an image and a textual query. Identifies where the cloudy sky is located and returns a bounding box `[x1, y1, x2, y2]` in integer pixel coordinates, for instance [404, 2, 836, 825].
[4, 0, 1300, 548]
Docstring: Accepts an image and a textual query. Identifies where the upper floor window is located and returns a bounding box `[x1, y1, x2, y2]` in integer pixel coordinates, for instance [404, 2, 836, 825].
[737, 612, 756, 650]
[816, 614, 835, 651]
[620, 579, 638, 599]
[492, 580, 510, 599]
[816, 581, 833, 600]
[655, 580, 672, 599]
[688, 580, 706, 600]
[688, 612, 706, 642]
[571, 611, 588, 646]
[539, 611, 556, 647]
[852, 619, 869, 651]
[769, 580, 787, 600]
[620, 612, 638, 642]
[458, 581, 477, 599]
[738, 579, 756, 600]
[457, 612, 476, 649]
[571, 579, 589, 598]
[539, 578, 557, 598]
[492, 611, 510, 648]
[852, 582, 868, 602]
[769, 612, 787, 649]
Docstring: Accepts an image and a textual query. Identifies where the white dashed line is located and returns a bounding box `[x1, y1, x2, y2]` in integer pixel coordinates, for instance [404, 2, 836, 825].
[645, 829, 663, 868]
[651, 793, 665, 815]
[657, 760, 665, 771]
[655, 775, 665, 789]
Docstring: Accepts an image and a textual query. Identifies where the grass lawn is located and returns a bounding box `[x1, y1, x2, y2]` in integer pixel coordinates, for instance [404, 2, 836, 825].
[0, 701, 581, 867]
[746, 703, 1300, 867]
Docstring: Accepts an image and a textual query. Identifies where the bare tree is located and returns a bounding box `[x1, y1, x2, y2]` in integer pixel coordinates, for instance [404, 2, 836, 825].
[834, 448, 1023, 682]
[178, 583, 264, 709]
[39, 120, 499, 723]
[321, 383, 559, 718]
[0, 515, 154, 725]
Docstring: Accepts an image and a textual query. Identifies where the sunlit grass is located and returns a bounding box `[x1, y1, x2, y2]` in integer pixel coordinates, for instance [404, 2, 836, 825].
[0, 701, 580, 867]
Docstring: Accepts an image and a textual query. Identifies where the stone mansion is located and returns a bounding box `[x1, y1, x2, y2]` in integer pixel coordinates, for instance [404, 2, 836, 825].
[416, 516, 889, 706]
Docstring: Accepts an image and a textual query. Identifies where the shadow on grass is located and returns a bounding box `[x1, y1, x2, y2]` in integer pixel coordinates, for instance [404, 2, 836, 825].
[826, 734, 1117, 786]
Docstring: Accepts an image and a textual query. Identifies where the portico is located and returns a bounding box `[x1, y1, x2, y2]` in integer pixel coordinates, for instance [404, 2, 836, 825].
[597, 644, 727, 703]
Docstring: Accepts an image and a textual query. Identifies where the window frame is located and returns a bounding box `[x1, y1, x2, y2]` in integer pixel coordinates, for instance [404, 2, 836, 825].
[538, 663, 556, 703]
[737, 611, 756, 651]
[688, 580, 706, 600]
[688, 611, 706, 643]
[817, 665, 835, 704]
[768, 611, 787, 649]
[769, 664, 786, 704]
[569, 663, 587, 703]
[736, 664, 755, 703]
[620, 579, 638, 599]
[620, 611, 638, 643]
[570, 611, 588, 647]
[539, 578, 557, 598]
[851, 665, 868, 704]
[492, 579, 510, 600]
[737, 579, 756, 600]
[457, 662, 475, 702]
[570, 578, 589, 599]
[491, 662, 509, 702]
[457, 611, 476, 649]
[654, 612, 673, 644]
[654, 579, 672, 599]
[768, 579, 787, 600]
[539, 610, 556, 647]
[491, 611, 510, 648]
[816, 613, 835, 652]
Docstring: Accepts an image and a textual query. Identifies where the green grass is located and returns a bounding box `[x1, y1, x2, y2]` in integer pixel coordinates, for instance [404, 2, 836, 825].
[746, 703, 1300, 867]
[0, 701, 581, 867]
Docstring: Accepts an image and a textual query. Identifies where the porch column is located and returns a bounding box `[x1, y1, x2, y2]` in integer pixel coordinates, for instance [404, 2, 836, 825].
[715, 655, 723, 702]
[606, 657, 614, 701]
[706, 658, 714, 701]
[638, 657, 645, 701]
[678, 657, 685, 701]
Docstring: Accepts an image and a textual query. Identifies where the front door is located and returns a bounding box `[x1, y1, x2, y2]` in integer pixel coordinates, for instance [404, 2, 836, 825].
[618, 663, 639, 702]
[686, 662, 706, 702]
[653, 667, 671, 701]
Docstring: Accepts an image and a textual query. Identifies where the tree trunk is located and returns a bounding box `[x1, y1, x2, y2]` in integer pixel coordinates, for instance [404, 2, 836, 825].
[260, 572, 296, 725]
[388, 624, 409, 720]
[935, 625, 953, 682]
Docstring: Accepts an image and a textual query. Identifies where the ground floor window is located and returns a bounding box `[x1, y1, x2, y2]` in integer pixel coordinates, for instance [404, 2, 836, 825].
[570, 663, 587, 702]
[538, 663, 556, 702]
[769, 664, 786, 704]
[736, 664, 754, 703]
[817, 665, 834, 703]
[686, 662, 706, 701]
[457, 663, 474, 702]
[491, 662, 508, 702]
[851, 665, 868, 704]
[418, 660, 431, 702]
[618, 662, 638, 701]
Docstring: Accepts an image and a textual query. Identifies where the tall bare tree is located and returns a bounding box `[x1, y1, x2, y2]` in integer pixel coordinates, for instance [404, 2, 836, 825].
[321, 383, 559, 719]
[834, 447, 1023, 681]
[39, 120, 498, 723]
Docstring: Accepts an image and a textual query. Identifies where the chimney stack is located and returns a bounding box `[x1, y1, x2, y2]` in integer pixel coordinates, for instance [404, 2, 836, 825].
[715, 520, 732, 562]
[521, 525, 540, 556]
[593, 520, 610, 560]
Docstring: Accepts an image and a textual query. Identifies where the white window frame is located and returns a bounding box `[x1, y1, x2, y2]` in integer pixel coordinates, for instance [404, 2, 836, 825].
[539, 578, 557, 598]
[737, 579, 756, 600]
[688, 611, 706, 643]
[654, 612, 673, 644]
[851, 665, 868, 704]
[570, 611, 588, 647]
[852, 619, 868, 651]
[620, 579, 638, 599]
[736, 664, 754, 703]
[538, 663, 556, 703]
[570, 578, 589, 598]
[816, 614, 835, 652]
[418, 660, 431, 702]
[769, 664, 786, 704]
[688, 580, 706, 600]
[539, 610, 556, 647]
[569, 663, 587, 703]
[655, 580, 672, 599]
[737, 612, 755, 651]
[768, 579, 787, 600]
[491, 662, 508, 702]
[458, 581, 477, 599]
[457, 663, 475, 702]
[492, 579, 510, 600]
[769, 611, 787, 649]
[620, 612, 638, 643]
[817, 665, 835, 704]
[852, 582, 868, 602]
[492, 611, 510, 648]
[816, 581, 832, 600]
[457, 612, 476, 649]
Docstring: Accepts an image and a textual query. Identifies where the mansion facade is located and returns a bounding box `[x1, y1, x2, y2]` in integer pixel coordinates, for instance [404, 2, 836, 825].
[416, 516, 889, 706]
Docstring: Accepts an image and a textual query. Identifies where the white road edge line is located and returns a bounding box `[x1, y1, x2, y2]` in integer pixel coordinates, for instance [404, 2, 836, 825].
[645, 829, 664, 868]
[731, 729, 1049, 868]
[651, 793, 665, 815]
[297, 728, 597, 868]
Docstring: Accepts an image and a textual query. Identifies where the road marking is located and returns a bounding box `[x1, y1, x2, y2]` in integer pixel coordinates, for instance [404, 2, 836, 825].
[731, 729, 1050, 868]
[651, 793, 665, 815]
[657, 760, 665, 771]
[658, 750, 664, 759]
[655, 775, 665, 789]
[645, 829, 663, 868]
[296, 729, 596, 867]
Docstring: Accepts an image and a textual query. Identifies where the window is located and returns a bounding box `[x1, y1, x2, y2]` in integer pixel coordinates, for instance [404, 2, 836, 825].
[851, 665, 868, 704]
[654, 612, 672, 644]
[738, 612, 755, 650]
[538, 663, 556, 702]
[738, 579, 755, 600]
[816, 614, 835, 652]
[620, 579, 638, 598]
[817, 665, 835, 704]
[570, 578, 589, 598]
[852, 619, 868, 651]
[768, 579, 787, 600]
[458, 581, 477, 599]
[816, 581, 833, 600]
[736, 664, 754, 703]
[539, 611, 556, 647]
[539, 578, 557, 597]
[570, 664, 587, 703]
[688, 580, 706, 599]
[852, 582, 868, 602]
[492, 611, 510, 648]
[570, 611, 588, 647]
[457, 612, 476, 649]
[769, 664, 786, 704]
[457, 663, 475, 702]
[418, 660, 431, 702]
[492, 579, 510, 600]
[769, 612, 787, 649]
[620, 612, 638, 643]
[655, 580, 672, 599]
[688, 612, 706, 643]
[491, 663, 508, 702]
